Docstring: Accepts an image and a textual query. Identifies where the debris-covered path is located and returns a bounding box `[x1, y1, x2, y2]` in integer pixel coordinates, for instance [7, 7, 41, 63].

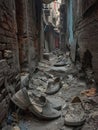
[2, 50, 98, 130]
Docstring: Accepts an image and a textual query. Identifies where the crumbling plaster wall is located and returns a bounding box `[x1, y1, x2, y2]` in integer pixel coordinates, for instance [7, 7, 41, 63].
[75, 1, 98, 82]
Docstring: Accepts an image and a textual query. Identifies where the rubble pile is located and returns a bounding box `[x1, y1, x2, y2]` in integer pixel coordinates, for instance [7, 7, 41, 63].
[1, 50, 98, 130]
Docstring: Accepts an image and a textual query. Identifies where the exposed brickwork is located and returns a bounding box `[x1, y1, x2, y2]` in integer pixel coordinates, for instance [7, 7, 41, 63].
[0, 0, 20, 123]
[75, 1, 98, 82]
[0, 0, 41, 123]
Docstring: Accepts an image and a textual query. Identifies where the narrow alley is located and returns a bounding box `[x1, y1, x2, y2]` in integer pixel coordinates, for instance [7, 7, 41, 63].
[0, 0, 98, 130]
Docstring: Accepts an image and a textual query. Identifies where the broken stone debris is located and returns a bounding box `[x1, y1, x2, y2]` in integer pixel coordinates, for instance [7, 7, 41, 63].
[62, 83, 69, 90]
[82, 111, 98, 130]
[88, 95, 98, 104]
[2, 50, 98, 130]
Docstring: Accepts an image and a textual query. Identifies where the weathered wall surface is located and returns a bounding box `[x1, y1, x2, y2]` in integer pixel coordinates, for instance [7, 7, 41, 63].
[0, 0, 20, 123]
[75, 1, 98, 82]
[15, 0, 39, 73]
[0, 0, 41, 123]
[65, 0, 98, 82]
[15, 0, 28, 71]
[27, 0, 38, 74]
[59, 2, 67, 51]
[15, 0, 42, 78]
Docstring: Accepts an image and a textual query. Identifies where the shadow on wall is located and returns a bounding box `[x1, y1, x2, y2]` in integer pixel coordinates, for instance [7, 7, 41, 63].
[82, 49, 92, 70]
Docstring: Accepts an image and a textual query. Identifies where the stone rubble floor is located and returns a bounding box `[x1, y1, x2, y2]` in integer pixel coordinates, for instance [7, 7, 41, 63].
[2, 51, 98, 130]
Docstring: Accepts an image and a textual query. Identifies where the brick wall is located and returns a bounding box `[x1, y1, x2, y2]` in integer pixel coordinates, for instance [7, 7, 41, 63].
[0, 0, 41, 123]
[75, 1, 98, 82]
[0, 0, 20, 123]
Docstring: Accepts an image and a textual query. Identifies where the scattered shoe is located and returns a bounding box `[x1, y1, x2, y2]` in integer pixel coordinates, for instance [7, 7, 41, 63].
[54, 60, 66, 67]
[5, 75, 61, 120]
[12, 89, 31, 110]
[64, 96, 86, 126]
[10, 87, 61, 120]
[23, 88, 61, 120]
[45, 77, 62, 95]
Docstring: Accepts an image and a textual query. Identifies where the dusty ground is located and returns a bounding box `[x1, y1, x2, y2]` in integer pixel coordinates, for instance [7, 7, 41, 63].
[1, 51, 98, 130]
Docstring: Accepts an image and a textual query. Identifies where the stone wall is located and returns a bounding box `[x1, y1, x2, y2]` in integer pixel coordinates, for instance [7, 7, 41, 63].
[75, 1, 98, 82]
[0, 0, 20, 123]
[64, 0, 98, 83]
[0, 0, 41, 123]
